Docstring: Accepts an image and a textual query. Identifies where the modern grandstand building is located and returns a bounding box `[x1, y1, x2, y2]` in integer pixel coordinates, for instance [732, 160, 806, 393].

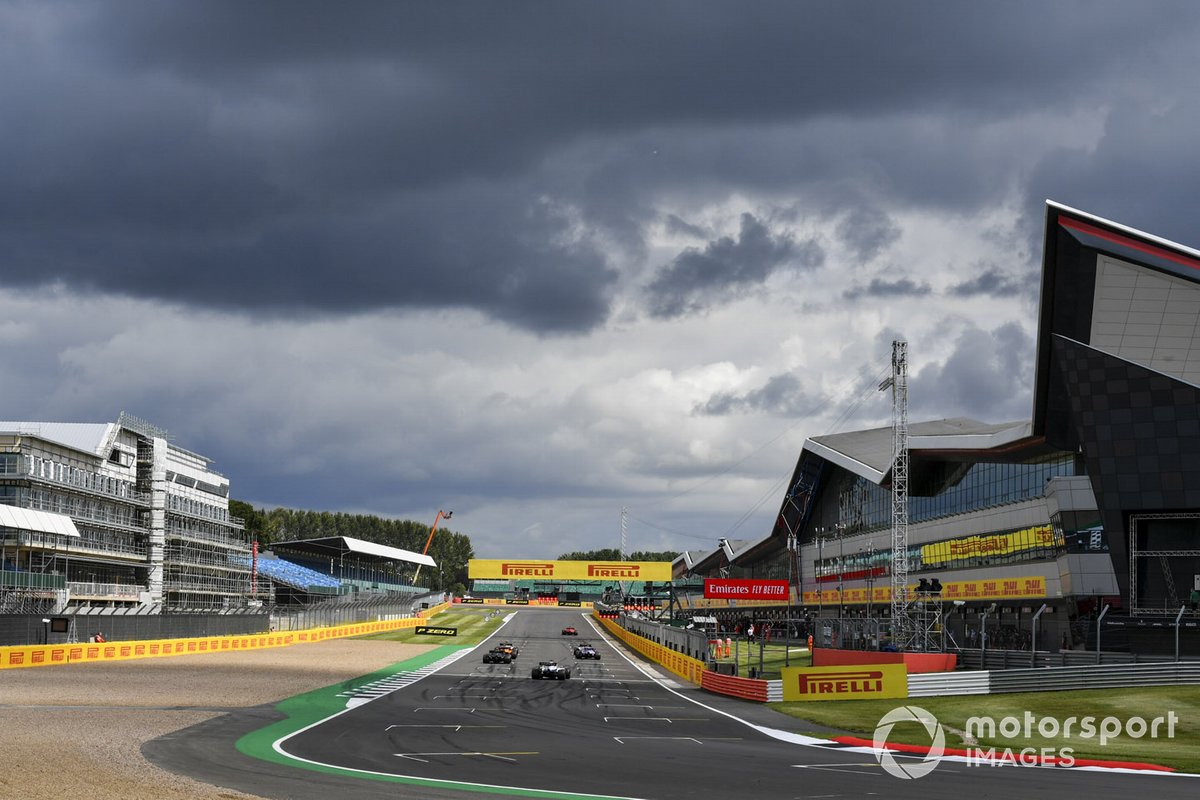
[1, 413, 438, 646]
[676, 201, 1200, 655]
[1, 413, 251, 613]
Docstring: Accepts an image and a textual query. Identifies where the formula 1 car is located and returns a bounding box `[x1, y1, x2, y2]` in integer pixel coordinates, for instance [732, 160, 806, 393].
[573, 645, 601, 660]
[482, 648, 513, 664]
[561, 626, 578, 636]
[496, 642, 520, 658]
[531, 661, 572, 680]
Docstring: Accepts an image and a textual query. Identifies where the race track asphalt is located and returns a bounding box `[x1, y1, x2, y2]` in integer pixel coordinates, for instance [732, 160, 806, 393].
[146, 608, 1200, 799]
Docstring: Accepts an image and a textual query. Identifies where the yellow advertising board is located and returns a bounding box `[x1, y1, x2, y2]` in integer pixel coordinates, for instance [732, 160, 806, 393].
[921, 525, 1062, 566]
[801, 575, 1047, 606]
[468, 559, 673, 581]
[781, 663, 908, 702]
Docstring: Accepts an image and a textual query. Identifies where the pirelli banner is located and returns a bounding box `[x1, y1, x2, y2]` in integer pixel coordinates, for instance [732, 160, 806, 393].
[921, 524, 1063, 567]
[469, 559, 673, 581]
[782, 664, 908, 702]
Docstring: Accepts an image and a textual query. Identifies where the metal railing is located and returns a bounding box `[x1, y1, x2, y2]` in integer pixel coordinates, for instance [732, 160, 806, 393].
[909, 661, 1200, 697]
[67, 581, 142, 599]
[617, 613, 713, 662]
[269, 591, 428, 632]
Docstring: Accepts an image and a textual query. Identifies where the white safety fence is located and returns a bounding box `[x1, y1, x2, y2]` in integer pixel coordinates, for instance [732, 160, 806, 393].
[908, 661, 1200, 697]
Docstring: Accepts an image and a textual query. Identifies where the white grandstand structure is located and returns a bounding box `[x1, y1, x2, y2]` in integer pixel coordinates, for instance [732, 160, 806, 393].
[0, 413, 251, 613]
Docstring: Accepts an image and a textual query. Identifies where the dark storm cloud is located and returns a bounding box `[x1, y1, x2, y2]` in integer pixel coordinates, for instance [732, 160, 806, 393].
[913, 322, 1034, 421]
[843, 278, 932, 301]
[947, 267, 1033, 299]
[646, 214, 821, 318]
[698, 373, 818, 417]
[836, 206, 902, 263]
[3, 2, 1200, 333]
[1023, 97, 1200, 254]
[664, 214, 708, 240]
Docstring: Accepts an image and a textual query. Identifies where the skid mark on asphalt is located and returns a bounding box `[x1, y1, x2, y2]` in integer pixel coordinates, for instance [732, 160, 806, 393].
[338, 648, 476, 707]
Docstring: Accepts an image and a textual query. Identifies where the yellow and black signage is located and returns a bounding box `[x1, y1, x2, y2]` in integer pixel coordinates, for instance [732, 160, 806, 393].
[781, 664, 908, 702]
[414, 626, 458, 637]
[469, 559, 673, 581]
[505, 598, 530, 605]
[557, 600, 582, 607]
[459, 598, 485, 604]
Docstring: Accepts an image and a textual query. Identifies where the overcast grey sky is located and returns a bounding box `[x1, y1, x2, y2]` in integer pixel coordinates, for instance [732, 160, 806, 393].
[4, 1, 1199, 558]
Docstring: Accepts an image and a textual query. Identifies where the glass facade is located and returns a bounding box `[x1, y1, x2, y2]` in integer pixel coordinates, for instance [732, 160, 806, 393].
[839, 455, 1077, 534]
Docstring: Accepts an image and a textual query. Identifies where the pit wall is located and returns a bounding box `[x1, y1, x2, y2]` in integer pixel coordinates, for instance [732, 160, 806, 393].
[595, 614, 707, 685]
[0, 601, 452, 670]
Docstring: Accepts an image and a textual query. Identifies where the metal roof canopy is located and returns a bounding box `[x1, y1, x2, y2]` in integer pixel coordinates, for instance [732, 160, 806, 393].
[270, 536, 436, 568]
[0, 505, 81, 537]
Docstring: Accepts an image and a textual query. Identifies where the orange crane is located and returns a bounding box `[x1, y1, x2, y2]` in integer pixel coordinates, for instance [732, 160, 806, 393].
[412, 509, 452, 585]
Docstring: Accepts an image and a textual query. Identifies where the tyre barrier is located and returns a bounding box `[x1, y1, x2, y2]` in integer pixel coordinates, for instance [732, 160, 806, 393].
[700, 670, 770, 702]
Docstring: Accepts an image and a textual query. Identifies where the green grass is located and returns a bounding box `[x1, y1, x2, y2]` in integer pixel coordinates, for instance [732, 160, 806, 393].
[710, 640, 812, 676]
[354, 609, 506, 647]
[770, 686, 1200, 773]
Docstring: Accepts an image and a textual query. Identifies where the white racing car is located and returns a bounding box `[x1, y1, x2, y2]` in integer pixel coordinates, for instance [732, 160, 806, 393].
[531, 660, 572, 680]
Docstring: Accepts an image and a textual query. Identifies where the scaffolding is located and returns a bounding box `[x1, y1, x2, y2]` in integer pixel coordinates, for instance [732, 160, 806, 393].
[882, 339, 921, 649]
[1129, 512, 1200, 616]
[162, 506, 251, 610]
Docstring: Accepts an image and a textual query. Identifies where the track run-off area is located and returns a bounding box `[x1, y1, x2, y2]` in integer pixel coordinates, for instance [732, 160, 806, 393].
[148, 608, 1200, 800]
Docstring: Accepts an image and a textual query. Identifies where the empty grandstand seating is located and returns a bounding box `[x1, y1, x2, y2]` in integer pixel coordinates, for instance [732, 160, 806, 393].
[229, 554, 341, 593]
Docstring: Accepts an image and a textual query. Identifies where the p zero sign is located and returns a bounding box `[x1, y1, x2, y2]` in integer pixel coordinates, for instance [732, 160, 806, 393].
[415, 626, 458, 637]
[781, 664, 908, 702]
[703, 579, 789, 601]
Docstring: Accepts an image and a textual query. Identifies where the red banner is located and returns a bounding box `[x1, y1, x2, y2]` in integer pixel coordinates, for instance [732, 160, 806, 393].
[703, 579, 789, 600]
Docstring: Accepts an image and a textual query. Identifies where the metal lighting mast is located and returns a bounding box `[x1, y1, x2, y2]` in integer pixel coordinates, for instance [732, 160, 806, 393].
[620, 506, 629, 560]
[881, 340, 915, 649]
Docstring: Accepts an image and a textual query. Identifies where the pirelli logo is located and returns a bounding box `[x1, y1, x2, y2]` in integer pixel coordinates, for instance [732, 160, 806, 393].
[782, 664, 908, 702]
[588, 563, 641, 578]
[798, 669, 883, 695]
[501, 562, 555, 576]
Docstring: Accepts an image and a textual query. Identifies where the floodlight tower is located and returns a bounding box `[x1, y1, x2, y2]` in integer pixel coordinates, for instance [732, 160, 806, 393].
[881, 340, 916, 649]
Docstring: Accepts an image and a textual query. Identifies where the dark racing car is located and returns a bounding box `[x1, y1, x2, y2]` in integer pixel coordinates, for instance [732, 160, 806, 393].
[573, 644, 601, 660]
[531, 660, 572, 680]
[482, 647, 513, 664]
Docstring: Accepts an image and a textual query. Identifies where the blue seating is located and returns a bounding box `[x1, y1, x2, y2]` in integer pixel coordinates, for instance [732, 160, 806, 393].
[229, 555, 342, 592]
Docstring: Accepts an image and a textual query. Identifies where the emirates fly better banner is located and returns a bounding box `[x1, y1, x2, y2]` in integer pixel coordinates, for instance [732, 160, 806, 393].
[703, 579, 789, 600]
[468, 559, 673, 581]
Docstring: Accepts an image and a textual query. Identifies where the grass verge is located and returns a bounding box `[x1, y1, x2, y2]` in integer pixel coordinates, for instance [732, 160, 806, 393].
[710, 640, 812, 676]
[770, 685, 1200, 772]
[354, 608, 506, 647]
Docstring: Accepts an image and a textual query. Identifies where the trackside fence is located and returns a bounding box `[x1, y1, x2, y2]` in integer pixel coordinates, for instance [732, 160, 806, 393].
[594, 614, 707, 684]
[595, 611, 785, 701]
[594, 612, 1200, 702]
[908, 661, 1200, 697]
[0, 601, 452, 670]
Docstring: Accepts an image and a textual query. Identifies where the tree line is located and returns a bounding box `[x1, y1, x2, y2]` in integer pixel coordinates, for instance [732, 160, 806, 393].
[556, 548, 680, 562]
